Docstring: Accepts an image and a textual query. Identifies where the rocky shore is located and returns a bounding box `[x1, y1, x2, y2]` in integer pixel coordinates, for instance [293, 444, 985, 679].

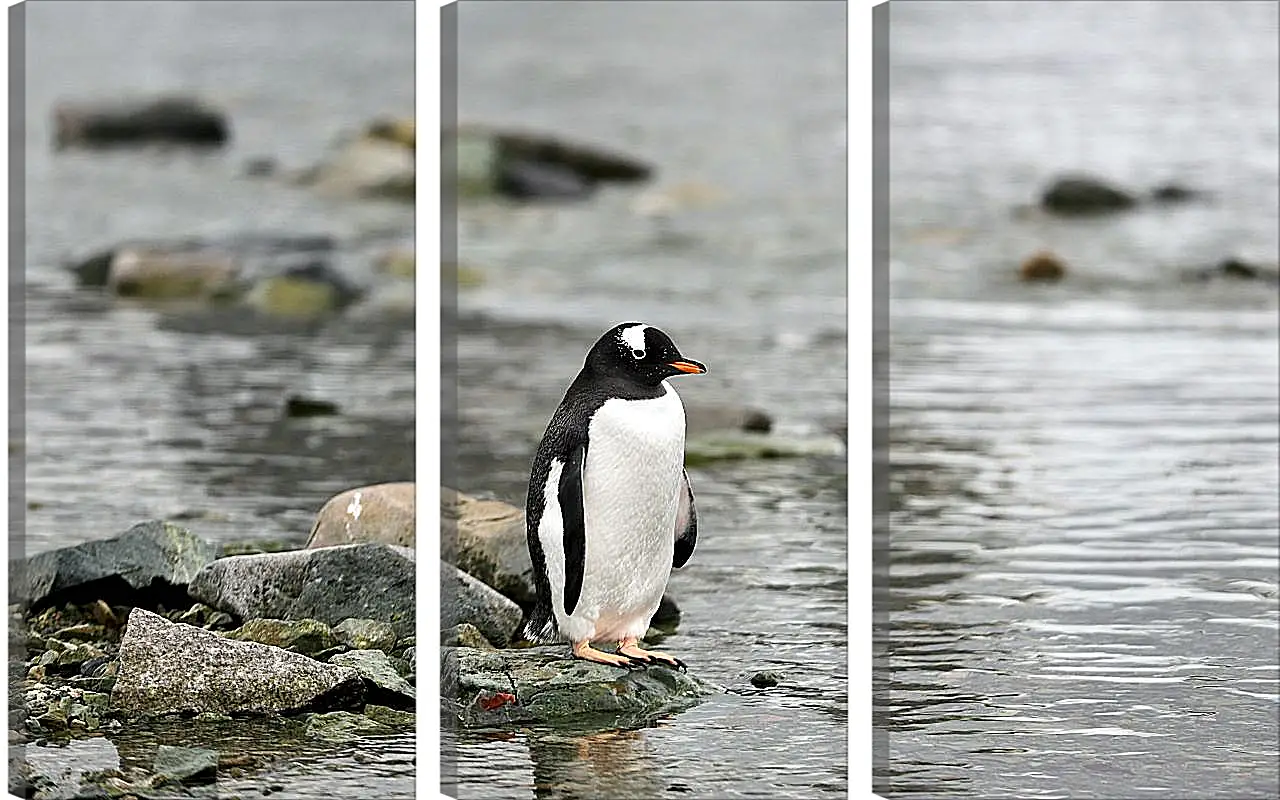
[8, 517, 415, 799]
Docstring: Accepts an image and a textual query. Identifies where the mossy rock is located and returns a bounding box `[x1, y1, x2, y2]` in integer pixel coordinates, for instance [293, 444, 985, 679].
[224, 618, 338, 657]
[442, 645, 713, 730]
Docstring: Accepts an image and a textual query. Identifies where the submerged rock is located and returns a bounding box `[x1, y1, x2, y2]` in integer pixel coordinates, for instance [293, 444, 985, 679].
[442, 646, 713, 729]
[153, 745, 218, 785]
[329, 649, 415, 708]
[305, 710, 392, 742]
[112, 608, 364, 716]
[188, 543, 416, 637]
[306, 483, 415, 549]
[441, 488, 534, 607]
[1039, 174, 1137, 215]
[10, 520, 216, 610]
[225, 618, 338, 657]
[441, 562, 523, 648]
[53, 96, 229, 149]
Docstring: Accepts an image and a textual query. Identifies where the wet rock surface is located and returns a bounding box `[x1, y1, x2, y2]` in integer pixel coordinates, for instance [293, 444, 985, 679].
[188, 543, 416, 638]
[442, 646, 713, 729]
[304, 710, 392, 742]
[10, 520, 216, 611]
[111, 609, 365, 716]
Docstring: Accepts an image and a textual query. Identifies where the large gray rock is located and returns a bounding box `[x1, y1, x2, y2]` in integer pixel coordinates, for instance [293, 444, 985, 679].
[330, 649, 415, 708]
[10, 520, 216, 610]
[306, 482, 415, 549]
[111, 609, 364, 716]
[442, 646, 713, 729]
[189, 543, 415, 637]
[441, 562, 523, 648]
[441, 488, 535, 607]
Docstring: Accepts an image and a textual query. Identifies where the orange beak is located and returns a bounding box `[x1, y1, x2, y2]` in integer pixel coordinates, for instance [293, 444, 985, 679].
[668, 360, 707, 375]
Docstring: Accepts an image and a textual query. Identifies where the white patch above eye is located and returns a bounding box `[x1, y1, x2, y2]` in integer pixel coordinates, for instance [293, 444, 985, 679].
[619, 324, 648, 354]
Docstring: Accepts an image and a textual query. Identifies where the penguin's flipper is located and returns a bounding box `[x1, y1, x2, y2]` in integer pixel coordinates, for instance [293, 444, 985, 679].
[559, 441, 588, 616]
[673, 468, 698, 569]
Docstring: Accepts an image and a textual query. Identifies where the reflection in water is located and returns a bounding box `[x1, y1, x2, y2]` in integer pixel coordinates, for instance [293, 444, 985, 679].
[527, 728, 661, 800]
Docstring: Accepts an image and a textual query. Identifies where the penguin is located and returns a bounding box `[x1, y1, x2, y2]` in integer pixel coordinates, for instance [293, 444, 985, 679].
[522, 322, 706, 669]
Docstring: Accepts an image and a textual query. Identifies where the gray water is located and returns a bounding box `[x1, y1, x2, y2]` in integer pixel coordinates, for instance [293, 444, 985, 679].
[885, 3, 1280, 799]
[447, 2, 848, 798]
[15, 2, 415, 796]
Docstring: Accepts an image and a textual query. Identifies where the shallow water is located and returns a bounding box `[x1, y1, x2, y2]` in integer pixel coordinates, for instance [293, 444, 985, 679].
[884, 3, 1279, 798]
[447, 2, 848, 798]
[15, 2, 415, 796]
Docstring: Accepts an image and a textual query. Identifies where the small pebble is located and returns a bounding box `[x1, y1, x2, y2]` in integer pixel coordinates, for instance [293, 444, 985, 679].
[91, 600, 119, 627]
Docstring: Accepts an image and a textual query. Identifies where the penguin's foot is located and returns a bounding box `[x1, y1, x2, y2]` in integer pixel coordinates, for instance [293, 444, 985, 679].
[618, 637, 687, 672]
[572, 640, 644, 669]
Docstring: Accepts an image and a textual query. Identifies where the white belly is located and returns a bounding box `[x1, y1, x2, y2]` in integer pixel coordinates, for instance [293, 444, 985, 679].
[541, 382, 686, 644]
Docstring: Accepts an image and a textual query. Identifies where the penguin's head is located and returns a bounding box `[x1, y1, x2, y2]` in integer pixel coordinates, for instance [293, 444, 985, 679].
[586, 322, 708, 386]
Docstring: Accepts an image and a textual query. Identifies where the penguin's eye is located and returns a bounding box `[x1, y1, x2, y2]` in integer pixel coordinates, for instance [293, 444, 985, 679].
[630, 348, 646, 360]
